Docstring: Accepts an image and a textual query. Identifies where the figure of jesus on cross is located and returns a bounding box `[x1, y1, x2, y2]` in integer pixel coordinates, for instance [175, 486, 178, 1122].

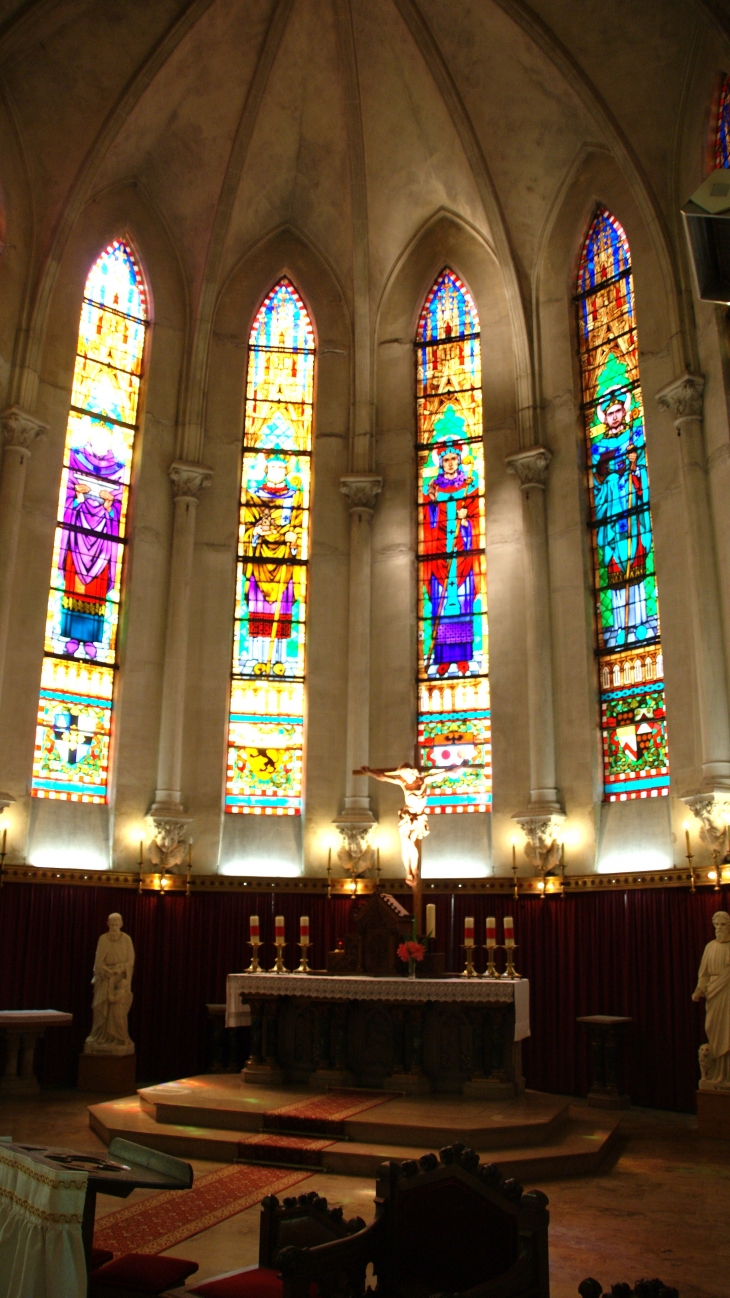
[353, 764, 458, 929]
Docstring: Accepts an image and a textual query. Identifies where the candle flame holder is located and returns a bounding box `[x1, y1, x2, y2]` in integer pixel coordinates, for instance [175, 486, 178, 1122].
[484, 945, 498, 978]
[273, 938, 288, 974]
[246, 938, 262, 973]
[295, 940, 311, 973]
[499, 944, 519, 979]
[461, 943, 478, 978]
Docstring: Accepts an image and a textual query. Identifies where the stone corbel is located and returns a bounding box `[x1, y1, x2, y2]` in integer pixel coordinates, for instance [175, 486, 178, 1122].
[655, 373, 705, 425]
[168, 460, 213, 500]
[1, 405, 48, 458]
[505, 445, 552, 490]
[340, 473, 382, 513]
[513, 811, 565, 876]
[0, 792, 15, 814]
[332, 815, 376, 877]
[683, 792, 730, 862]
[146, 811, 192, 873]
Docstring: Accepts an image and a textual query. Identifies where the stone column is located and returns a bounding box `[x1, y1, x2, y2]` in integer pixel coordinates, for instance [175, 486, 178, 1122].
[505, 446, 561, 814]
[0, 406, 47, 703]
[333, 474, 382, 853]
[656, 375, 730, 795]
[148, 461, 212, 862]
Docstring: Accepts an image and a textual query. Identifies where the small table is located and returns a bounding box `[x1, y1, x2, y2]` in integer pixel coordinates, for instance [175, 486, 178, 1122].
[5, 1139, 192, 1271]
[0, 1010, 73, 1093]
[577, 1015, 632, 1109]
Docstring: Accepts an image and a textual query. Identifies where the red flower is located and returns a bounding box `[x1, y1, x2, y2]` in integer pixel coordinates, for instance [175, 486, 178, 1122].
[398, 941, 425, 962]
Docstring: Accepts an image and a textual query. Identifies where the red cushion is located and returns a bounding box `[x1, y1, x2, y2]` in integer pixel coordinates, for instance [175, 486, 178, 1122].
[191, 1266, 283, 1298]
[92, 1253, 199, 1293]
[91, 1248, 114, 1270]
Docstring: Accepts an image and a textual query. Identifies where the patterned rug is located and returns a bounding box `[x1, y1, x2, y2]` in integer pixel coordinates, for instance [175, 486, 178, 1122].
[94, 1163, 312, 1257]
[238, 1131, 334, 1167]
[263, 1088, 395, 1135]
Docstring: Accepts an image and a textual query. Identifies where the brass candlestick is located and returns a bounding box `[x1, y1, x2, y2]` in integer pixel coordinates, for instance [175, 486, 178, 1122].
[461, 943, 477, 978]
[295, 941, 311, 973]
[511, 844, 519, 898]
[484, 945, 498, 978]
[327, 848, 332, 899]
[500, 943, 519, 979]
[246, 938, 262, 973]
[273, 939, 288, 974]
[685, 829, 696, 893]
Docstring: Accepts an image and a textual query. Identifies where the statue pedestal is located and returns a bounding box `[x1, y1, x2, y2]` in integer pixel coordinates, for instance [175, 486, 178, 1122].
[697, 1088, 730, 1139]
[78, 1052, 136, 1094]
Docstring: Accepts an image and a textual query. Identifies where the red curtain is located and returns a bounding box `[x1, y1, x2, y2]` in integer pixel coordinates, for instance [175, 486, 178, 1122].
[0, 880, 726, 1111]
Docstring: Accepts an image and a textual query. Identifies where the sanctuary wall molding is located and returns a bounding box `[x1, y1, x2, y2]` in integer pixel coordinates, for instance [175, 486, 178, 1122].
[656, 373, 730, 790]
[336, 472, 383, 845]
[506, 445, 561, 816]
[0, 406, 48, 708]
[148, 460, 213, 861]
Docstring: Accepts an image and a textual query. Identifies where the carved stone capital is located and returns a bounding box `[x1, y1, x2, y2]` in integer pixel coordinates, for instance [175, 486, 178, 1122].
[332, 812, 377, 877]
[513, 810, 565, 874]
[0, 791, 15, 815]
[147, 803, 192, 872]
[1, 405, 48, 454]
[340, 473, 383, 512]
[505, 446, 552, 490]
[683, 790, 730, 856]
[169, 461, 213, 501]
[656, 373, 705, 423]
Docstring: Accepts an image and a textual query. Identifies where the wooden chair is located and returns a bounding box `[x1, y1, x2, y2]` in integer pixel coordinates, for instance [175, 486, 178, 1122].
[186, 1145, 549, 1298]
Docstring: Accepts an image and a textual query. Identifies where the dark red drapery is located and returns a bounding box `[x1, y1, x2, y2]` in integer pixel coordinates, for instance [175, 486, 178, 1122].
[0, 880, 726, 1112]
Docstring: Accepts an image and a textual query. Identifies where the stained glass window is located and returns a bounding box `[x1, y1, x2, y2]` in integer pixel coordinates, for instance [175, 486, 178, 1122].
[716, 74, 730, 169]
[576, 209, 669, 801]
[226, 279, 314, 815]
[32, 239, 148, 802]
[416, 270, 491, 813]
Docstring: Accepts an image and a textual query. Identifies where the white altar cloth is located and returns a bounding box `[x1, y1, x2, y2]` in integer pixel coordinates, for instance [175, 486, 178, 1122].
[226, 973, 530, 1040]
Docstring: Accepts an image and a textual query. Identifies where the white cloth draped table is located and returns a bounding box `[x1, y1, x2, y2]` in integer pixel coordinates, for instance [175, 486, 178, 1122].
[0, 1144, 87, 1298]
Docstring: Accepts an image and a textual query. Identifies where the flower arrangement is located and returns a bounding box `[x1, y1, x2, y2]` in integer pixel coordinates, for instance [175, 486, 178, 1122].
[397, 940, 425, 977]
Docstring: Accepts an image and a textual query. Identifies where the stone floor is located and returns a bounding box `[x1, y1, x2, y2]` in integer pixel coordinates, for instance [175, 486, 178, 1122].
[2, 1090, 728, 1298]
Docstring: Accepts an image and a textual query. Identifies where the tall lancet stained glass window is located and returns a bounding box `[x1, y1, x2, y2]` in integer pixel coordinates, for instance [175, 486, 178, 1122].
[226, 279, 314, 815]
[416, 270, 491, 813]
[576, 209, 669, 800]
[32, 239, 149, 802]
[716, 74, 730, 168]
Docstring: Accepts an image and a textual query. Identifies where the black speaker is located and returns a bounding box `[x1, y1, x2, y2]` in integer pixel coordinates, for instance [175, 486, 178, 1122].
[682, 169, 730, 304]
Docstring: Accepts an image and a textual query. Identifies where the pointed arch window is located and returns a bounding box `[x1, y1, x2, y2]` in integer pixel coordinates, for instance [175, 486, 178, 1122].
[576, 209, 669, 800]
[715, 74, 730, 168]
[32, 239, 149, 802]
[226, 279, 314, 815]
[415, 269, 491, 813]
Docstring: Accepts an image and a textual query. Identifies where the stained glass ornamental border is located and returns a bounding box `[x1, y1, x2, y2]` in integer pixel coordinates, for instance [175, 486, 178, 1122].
[225, 279, 315, 816]
[32, 239, 149, 802]
[415, 269, 491, 813]
[715, 74, 730, 169]
[576, 209, 669, 801]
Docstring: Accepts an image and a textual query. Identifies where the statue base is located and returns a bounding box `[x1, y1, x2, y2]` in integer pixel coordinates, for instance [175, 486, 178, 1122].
[697, 1088, 730, 1140]
[78, 1051, 136, 1094]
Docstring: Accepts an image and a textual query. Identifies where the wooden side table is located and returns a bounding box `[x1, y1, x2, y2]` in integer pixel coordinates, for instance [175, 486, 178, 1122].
[0, 1010, 73, 1093]
[577, 1014, 632, 1109]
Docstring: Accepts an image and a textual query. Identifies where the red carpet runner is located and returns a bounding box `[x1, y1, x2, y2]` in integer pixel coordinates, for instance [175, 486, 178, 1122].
[94, 1164, 313, 1257]
[263, 1088, 395, 1135]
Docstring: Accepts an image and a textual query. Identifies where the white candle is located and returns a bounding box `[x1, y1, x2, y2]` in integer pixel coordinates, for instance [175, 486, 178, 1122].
[250, 914, 259, 939]
[300, 914, 309, 940]
[465, 916, 474, 947]
[426, 903, 436, 940]
[486, 916, 496, 948]
[504, 915, 514, 947]
[275, 914, 285, 942]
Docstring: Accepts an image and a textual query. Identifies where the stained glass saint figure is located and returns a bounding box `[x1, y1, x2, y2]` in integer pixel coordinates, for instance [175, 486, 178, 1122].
[577, 209, 669, 799]
[226, 280, 314, 815]
[32, 240, 147, 802]
[415, 270, 491, 813]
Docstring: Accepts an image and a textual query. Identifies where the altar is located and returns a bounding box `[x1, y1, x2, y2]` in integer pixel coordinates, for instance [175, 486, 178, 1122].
[226, 973, 530, 1097]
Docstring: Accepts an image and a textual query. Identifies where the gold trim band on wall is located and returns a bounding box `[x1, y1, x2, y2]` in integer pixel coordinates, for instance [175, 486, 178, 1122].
[0, 862, 722, 894]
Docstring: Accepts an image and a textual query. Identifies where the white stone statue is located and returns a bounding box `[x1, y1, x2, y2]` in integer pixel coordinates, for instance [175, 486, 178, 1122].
[692, 910, 730, 1090]
[84, 913, 135, 1056]
[354, 764, 453, 888]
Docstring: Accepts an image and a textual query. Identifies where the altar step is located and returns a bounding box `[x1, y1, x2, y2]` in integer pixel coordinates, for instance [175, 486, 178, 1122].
[88, 1075, 621, 1182]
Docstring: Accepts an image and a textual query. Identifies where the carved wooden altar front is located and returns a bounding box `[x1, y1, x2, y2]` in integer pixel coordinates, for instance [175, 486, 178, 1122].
[226, 973, 529, 1097]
